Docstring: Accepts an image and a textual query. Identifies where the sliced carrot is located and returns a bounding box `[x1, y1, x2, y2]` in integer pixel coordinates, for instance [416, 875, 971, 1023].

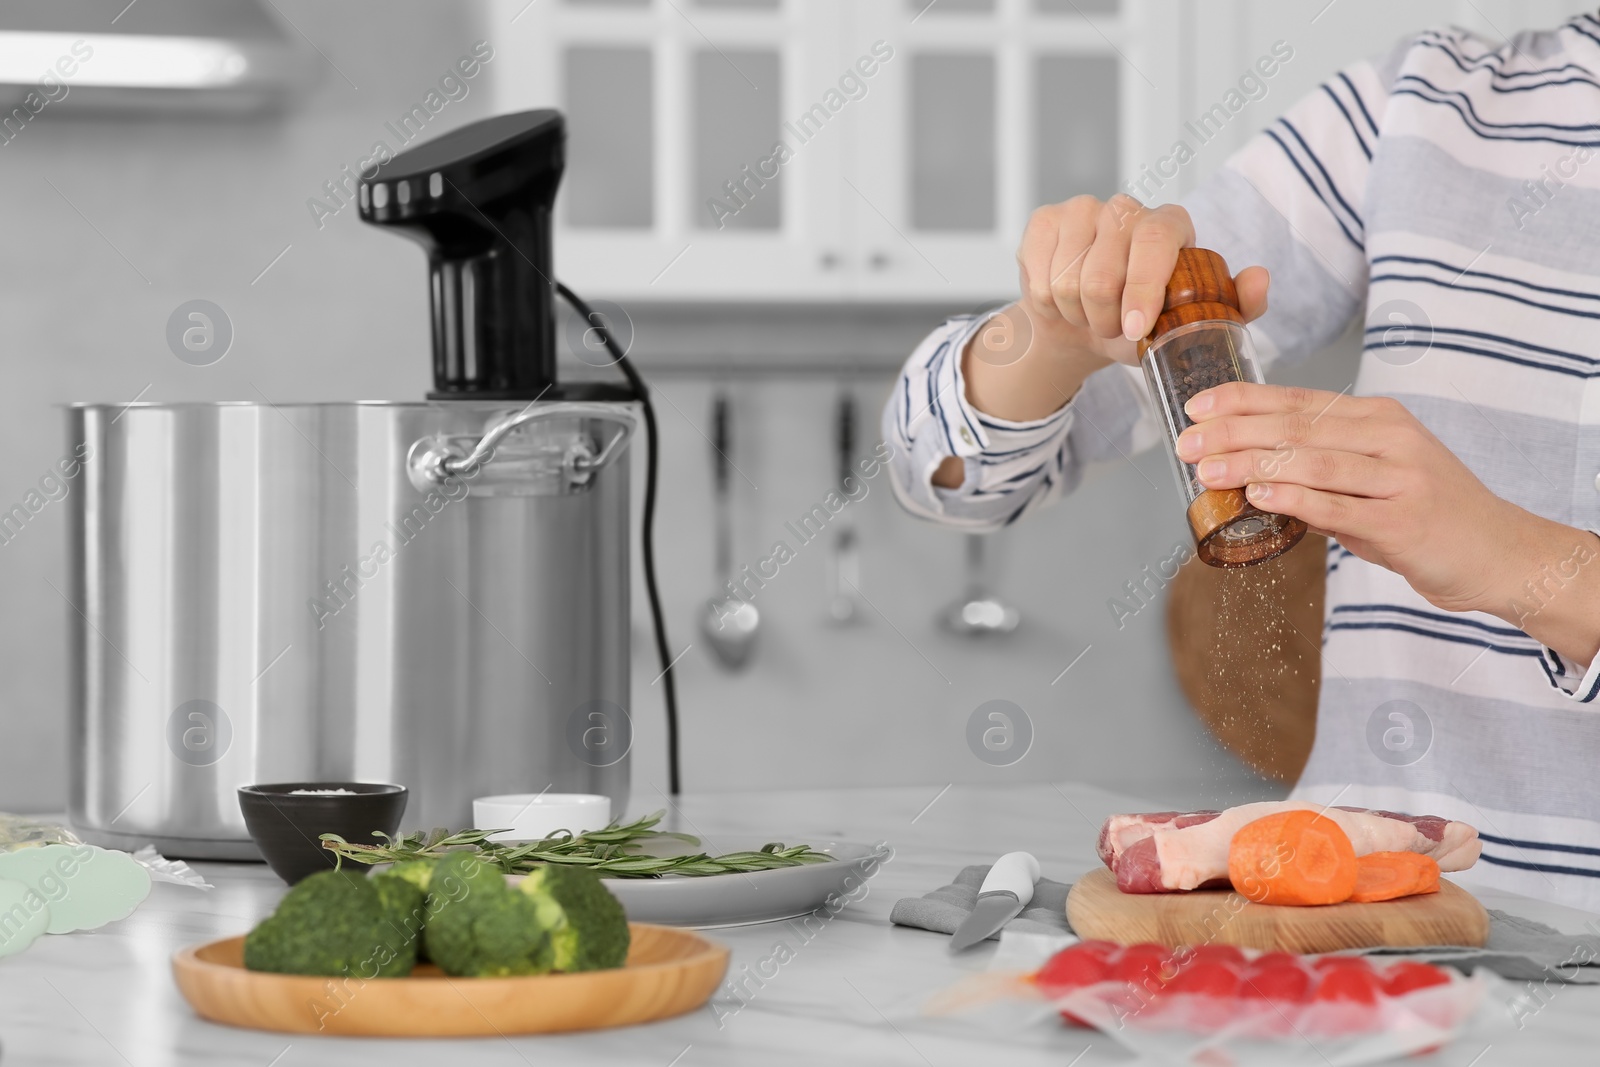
[1349, 852, 1440, 902]
[1228, 810, 1358, 906]
[1414, 857, 1441, 894]
[1349, 854, 1420, 902]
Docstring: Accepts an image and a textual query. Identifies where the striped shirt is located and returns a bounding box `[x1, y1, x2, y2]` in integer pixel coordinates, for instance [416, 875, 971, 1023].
[884, 17, 1600, 910]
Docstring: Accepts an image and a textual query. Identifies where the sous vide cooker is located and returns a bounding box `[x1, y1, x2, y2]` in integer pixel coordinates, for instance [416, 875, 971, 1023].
[68, 110, 676, 858]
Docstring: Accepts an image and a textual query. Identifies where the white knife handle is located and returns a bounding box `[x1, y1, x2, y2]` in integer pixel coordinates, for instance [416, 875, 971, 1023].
[979, 851, 1040, 905]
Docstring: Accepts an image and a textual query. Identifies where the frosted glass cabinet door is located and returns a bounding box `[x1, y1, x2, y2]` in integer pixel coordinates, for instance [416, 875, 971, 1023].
[1035, 54, 1121, 202]
[909, 53, 997, 232]
[692, 49, 783, 231]
[564, 47, 654, 228]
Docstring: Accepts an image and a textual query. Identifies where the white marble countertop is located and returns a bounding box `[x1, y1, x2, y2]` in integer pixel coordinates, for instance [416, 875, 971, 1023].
[4, 782, 1597, 1065]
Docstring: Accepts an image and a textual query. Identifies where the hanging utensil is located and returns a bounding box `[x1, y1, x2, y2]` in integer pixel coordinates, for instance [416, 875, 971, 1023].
[701, 394, 760, 669]
[827, 392, 863, 625]
[942, 533, 1021, 636]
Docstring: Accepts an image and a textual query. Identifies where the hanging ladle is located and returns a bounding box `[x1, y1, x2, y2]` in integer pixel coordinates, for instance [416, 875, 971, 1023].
[700, 393, 760, 668]
[942, 533, 1020, 636]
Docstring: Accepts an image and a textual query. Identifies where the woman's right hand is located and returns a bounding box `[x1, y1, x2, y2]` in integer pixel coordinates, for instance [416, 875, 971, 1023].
[938, 195, 1269, 487]
[1014, 194, 1269, 368]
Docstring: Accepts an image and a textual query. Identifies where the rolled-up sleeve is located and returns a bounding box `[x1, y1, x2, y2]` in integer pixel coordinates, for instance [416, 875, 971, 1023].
[882, 312, 1158, 531]
[1537, 648, 1600, 703]
[1535, 538, 1600, 703]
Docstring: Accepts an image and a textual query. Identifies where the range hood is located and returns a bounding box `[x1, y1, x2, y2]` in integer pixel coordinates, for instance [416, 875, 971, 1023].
[0, 0, 318, 113]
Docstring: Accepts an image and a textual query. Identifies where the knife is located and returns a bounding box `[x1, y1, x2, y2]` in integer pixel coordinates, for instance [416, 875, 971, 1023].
[947, 851, 1041, 953]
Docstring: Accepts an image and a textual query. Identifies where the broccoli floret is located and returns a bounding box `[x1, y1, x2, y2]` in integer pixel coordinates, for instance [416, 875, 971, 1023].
[370, 868, 430, 959]
[517, 864, 630, 972]
[243, 868, 421, 978]
[372, 868, 427, 913]
[422, 852, 553, 977]
[376, 859, 438, 959]
[384, 858, 438, 893]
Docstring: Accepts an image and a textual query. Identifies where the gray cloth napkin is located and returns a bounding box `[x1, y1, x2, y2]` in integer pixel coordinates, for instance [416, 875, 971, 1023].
[889, 863, 1074, 940]
[893, 866, 1600, 983]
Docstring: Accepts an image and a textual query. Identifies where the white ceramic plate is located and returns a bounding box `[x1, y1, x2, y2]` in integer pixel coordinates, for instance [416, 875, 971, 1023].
[511, 841, 892, 929]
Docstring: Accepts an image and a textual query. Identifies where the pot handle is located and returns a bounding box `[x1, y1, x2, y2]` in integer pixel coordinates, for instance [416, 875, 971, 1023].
[407, 404, 636, 490]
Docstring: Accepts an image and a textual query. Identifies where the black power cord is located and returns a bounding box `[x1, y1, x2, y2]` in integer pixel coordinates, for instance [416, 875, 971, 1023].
[555, 282, 681, 796]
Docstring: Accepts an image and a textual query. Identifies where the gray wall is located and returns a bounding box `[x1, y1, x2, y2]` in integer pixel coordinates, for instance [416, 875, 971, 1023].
[609, 311, 1360, 814]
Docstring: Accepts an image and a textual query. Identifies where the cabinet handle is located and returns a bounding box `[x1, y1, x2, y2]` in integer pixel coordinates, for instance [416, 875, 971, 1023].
[868, 251, 890, 271]
[819, 251, 841, 271]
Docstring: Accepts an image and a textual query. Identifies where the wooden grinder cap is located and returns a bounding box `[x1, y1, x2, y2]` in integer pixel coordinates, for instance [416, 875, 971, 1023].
[1136, 247, 1244, 361]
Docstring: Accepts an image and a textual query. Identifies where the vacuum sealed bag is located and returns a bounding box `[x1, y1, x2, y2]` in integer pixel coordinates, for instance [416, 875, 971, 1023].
[926, 932, 1513, 1067]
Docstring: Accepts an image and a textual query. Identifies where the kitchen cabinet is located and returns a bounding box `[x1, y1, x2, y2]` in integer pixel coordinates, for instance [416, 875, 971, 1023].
[837, 0, 1173, 300]
[489, 0, 1182, 302]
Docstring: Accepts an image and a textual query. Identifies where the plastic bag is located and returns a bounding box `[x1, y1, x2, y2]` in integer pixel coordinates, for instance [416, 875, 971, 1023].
[131, 846, 213, 889]
[925, 931, 1514, 1067]
[0, 814, 210, 889]
[0, 813, 81, 851]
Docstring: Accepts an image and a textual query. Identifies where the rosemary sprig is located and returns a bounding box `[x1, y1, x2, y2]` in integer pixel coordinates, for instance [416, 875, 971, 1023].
[319, 810, 834, 879]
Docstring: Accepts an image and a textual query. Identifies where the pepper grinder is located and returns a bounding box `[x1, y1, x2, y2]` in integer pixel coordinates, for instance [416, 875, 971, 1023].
[1140, 247, 1306, 567]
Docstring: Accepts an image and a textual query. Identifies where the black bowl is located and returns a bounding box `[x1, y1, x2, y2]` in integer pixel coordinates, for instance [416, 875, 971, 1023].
[238, 782, 408, 885]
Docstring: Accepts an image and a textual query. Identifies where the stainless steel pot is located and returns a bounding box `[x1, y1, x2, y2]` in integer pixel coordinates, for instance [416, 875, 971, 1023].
[67, 399, 635, 859]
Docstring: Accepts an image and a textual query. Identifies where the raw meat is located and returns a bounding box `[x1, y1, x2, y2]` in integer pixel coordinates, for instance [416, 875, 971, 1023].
[1098, 802, 1480, 894]
[1097, 811, 1221, 867]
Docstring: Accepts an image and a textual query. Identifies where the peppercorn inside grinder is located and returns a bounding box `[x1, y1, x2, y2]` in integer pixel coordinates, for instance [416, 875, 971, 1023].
[1140, 247, 1307, 567]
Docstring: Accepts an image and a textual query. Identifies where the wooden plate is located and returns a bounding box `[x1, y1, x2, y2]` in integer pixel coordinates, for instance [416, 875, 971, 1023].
[172, 923, 729, 1036]
[1067, 867, 1488, 954]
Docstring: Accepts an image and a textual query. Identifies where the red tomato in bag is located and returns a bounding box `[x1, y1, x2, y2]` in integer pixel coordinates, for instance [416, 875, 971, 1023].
[1037, 941, 1124, 1029]
[1165, 959, 1241, 998]
[1316, 966, 1382, 1005]
[1037, 945, 1110, 995]
[1240, 961, 1313, 1002]
[1112, 943, 1178, 990]
[1235, 958, 1314, 1038]
[1185, 943, 1248, 969]
[1381, 961, 1452, 997]
[1162, 959, 1244, 1034]
[1101, 944, 1179, 1030]
[1307, 964, 1384, 1036]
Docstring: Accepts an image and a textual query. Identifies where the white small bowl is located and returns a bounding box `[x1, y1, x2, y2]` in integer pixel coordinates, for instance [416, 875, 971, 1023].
[472, 793, 612, 842]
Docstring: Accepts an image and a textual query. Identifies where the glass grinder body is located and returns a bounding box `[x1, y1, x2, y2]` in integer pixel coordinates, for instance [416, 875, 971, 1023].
[1140, 247, 1307, 567]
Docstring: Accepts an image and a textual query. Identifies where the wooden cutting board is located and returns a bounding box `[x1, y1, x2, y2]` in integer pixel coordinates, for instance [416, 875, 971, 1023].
[1066, 868, 1489, 954]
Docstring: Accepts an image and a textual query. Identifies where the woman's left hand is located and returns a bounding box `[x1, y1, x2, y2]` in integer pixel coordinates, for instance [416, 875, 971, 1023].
[1179, 382, 1541, 618]
[1179, 381, 1600, 667]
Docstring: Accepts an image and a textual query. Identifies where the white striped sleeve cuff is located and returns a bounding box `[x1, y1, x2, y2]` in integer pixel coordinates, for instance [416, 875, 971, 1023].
[884, 312, 1076, 528]
[1538, 647, 1600, 704]
[1532, 530, 1600, 704]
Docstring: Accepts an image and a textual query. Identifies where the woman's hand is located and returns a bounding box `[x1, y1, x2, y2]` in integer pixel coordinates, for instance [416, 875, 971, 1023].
[961, 196, 1271, 421]
[934, 196, 1268, 489]
[1013, 194, 1268, 367]
[1180, 382, 1600, 666]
